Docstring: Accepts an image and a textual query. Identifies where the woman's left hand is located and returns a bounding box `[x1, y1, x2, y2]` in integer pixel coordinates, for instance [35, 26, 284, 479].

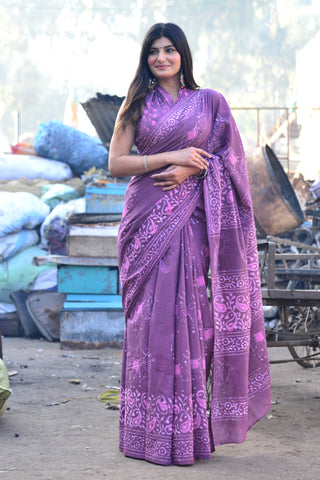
[151, 165, 202, 191]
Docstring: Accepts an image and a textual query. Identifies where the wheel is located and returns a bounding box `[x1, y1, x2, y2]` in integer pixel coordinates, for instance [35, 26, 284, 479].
[287, 305, 320, 368]
[286, 266, 320, 368]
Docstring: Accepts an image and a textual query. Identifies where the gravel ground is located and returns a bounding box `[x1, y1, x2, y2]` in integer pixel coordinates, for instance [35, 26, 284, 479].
[0, 337, 319, 480]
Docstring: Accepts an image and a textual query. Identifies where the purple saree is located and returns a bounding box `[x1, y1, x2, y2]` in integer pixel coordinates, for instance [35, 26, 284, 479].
[118, 86, 271, 465]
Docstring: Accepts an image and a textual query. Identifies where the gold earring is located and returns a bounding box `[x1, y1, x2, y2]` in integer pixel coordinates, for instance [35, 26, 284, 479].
[180, 70, 185, 88]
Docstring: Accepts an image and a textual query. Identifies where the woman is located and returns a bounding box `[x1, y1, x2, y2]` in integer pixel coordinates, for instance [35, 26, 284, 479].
[109, 22, 271, 466]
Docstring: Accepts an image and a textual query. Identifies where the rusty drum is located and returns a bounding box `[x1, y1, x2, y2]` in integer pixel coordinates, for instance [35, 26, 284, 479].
[246, 145, 304, 236]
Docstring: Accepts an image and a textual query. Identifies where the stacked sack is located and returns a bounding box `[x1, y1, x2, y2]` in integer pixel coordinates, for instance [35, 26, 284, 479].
[0, 119, 109, 324]
[0, 192, 56, 312]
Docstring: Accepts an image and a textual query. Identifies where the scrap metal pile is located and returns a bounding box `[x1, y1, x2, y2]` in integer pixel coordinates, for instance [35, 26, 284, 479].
[248, 146, 320, 368]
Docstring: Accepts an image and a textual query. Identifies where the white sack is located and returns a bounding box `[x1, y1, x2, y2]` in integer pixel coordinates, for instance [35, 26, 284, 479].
[0, 230, 39, 262]
[0, 192, 50, 237]
[29, 268, 58, 291]
[0, 154, 73, 181]
[0, 302, 16, 314]
[0, 245, 55, 302]
[40, 197, 85, 247]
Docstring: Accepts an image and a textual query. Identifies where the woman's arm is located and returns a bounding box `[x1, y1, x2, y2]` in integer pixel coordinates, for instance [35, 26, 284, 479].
[109, 122, 210, 178]
[109, 121, 171, 177]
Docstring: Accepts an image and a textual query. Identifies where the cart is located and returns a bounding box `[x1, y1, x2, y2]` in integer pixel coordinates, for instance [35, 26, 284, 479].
[259, 236, 320, 367]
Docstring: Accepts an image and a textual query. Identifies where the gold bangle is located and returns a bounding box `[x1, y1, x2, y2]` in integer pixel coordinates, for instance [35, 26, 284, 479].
[143, 154, 148, 172]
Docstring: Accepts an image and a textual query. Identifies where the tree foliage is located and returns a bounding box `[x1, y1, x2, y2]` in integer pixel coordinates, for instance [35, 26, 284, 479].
[0, 0, 319, 145]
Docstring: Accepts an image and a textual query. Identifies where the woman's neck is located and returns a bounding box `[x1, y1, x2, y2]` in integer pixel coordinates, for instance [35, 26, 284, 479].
[157, 77, 180, 101]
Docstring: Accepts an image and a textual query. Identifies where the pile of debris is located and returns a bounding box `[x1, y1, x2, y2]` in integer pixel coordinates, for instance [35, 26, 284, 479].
[0, 94, 128, 347]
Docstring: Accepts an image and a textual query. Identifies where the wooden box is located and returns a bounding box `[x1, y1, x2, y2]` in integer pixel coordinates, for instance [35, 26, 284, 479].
[85, 182, 127, 214]
[67, 224, 119, 258]
[0, 312, 23, 337]
[57, 264, 118, 294]
[60, 294, 124, 349]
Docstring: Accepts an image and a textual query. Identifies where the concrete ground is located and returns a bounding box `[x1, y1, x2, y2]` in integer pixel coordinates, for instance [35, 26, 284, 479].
[0, 337, 319, 480]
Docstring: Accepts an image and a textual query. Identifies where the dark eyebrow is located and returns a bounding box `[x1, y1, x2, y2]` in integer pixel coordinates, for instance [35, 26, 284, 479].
[149, 44, 175, 50]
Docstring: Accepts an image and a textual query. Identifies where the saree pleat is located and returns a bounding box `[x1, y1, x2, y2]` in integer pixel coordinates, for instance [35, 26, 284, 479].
[118, 86, 271, 465]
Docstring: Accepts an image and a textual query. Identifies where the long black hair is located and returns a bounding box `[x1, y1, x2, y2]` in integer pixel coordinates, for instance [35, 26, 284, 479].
[115, 23, 199, 135]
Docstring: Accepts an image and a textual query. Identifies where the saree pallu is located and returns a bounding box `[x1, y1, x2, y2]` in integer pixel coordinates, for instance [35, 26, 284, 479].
[118, 86, 271, 466]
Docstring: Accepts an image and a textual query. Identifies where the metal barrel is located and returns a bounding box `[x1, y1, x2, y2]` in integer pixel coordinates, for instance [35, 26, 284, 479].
[246, 145, 304, 236]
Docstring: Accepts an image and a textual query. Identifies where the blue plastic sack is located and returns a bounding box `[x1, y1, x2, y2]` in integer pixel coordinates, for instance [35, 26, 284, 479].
[34, 120, 108, 176]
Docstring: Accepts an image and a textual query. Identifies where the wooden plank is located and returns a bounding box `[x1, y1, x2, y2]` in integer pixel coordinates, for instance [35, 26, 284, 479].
[274, 269, 320, 280]
[69, 224, 119, 236]
[262, 288, 320, 299]
[67, 235, 118, 258]
[67, 238, 118, 258]
[267, 235, 320, 252]
[273, 253, 320, 260]
[263, 297, 320, 307]
[67, 224, 119, 258]
[267, 242, 276, 289]
[261, 287, 320, 306]
[33, 255, 118, 267]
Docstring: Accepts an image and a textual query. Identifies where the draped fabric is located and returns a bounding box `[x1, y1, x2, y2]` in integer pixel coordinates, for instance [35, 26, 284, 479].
[118, 86, 271, 466]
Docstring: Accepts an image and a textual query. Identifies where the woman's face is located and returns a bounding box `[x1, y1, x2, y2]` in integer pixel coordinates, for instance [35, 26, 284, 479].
[147, 36, 181, 83]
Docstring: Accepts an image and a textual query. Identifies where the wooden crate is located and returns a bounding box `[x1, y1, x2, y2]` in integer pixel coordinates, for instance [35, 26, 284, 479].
[60, 294, 124, 349]
[85, 182, 127, 214]
[57, 264, 118, 294]
[0, 312, 23, 337]
[67, 224, 119, 258]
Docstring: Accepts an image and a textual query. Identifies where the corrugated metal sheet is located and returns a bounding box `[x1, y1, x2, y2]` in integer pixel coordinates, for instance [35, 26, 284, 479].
[81, 93, 125, 145]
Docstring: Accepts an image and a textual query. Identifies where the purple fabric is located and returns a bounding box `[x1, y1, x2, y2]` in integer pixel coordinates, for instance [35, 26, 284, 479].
[47, 219, 69, 255]
[118, 86, 271, 465]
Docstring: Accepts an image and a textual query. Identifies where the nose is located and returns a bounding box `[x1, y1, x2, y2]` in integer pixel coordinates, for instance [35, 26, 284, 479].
[157, 48, 165, 62]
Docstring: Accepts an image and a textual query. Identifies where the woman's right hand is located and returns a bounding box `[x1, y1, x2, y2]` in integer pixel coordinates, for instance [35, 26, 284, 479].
[151, 164, 201, 191]
[168, 147, 210, 170]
